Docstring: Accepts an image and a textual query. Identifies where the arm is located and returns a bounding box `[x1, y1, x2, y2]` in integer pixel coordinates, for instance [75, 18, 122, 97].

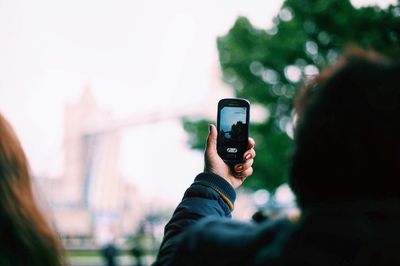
[153, 172, 236, 266]
[153, 125, 256, 266]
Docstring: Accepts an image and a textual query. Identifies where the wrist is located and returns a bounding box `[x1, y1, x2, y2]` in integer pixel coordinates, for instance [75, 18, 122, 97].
[204, 165, 234, 188]
[195, 172, 236, 211]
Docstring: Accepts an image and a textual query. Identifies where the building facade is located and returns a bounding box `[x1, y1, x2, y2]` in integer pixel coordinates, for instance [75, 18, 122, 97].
[38, 87, 146, 245]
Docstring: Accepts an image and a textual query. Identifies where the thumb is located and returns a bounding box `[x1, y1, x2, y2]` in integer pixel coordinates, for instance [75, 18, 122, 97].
[206, 124, 218, 155]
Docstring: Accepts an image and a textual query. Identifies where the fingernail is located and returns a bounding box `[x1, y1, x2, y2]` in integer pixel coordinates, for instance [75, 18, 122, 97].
[208, 124, 212, 133]
[245, 153, 252, 160]
[236, 165, 243, 171]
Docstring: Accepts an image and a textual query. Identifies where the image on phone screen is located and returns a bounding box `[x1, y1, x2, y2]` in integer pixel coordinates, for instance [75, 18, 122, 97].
[220, 106, 247, 142]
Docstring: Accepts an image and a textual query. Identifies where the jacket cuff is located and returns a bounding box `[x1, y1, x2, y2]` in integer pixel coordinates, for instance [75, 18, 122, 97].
[194, 173, 236, 211]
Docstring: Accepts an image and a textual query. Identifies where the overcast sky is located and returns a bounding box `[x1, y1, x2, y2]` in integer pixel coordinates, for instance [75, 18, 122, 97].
[0, 0, 396, 204]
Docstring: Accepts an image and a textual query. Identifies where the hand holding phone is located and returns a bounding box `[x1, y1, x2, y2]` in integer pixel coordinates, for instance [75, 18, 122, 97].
[205, 124, 255, 189]
[203, 98, 254, 189]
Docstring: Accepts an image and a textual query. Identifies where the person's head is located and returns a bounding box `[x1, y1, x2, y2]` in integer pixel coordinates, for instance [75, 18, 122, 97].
[290, 48, 400, 209]
[0, 114, 65, 265]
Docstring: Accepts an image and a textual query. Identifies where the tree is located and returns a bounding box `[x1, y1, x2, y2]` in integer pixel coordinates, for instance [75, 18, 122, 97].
[183, 0, 400, 192]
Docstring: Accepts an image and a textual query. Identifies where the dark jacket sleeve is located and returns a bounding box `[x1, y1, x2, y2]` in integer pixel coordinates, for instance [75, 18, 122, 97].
[152, 172, 237, 266]
[153, 173, 295, 266]
[170, 216, 294, 266]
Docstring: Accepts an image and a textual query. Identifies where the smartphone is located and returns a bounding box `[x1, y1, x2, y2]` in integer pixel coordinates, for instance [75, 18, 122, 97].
[217, 98, 250, 164]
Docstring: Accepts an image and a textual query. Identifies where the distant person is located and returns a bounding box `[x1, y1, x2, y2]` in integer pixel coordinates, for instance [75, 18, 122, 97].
[131, 245, 144, 266]
[101, 242, 119, 266]
[0, 114, 65, 265]
[153, 48, 400, 265]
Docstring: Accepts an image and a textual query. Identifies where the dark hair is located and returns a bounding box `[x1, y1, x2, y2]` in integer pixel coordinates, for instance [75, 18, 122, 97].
[0, 114, 65, 265]
[290, 48, 400, 209]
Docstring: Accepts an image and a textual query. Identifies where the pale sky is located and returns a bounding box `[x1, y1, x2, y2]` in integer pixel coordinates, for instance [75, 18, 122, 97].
[0, 0, 396, 204]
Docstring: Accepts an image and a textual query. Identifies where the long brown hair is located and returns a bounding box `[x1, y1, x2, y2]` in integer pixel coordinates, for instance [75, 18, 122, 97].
[0, 114, 65, 265]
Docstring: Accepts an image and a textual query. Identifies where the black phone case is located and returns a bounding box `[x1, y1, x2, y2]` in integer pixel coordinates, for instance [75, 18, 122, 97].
[216, 98, 250, 165]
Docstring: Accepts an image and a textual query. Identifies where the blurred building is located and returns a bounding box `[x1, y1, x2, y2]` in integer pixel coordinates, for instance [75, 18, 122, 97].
[38, 87, 147, 244]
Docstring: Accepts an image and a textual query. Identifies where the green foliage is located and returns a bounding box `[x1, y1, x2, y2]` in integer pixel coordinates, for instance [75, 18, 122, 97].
[183, 0, 400, 192]
[183, 119, 210, 151]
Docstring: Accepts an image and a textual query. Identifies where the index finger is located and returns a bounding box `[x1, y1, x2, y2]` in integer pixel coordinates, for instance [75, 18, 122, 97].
[248, 137, 255, 149]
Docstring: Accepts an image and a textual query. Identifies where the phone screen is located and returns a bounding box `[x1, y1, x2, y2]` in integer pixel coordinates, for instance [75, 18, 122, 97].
[217, 99, 249, 163]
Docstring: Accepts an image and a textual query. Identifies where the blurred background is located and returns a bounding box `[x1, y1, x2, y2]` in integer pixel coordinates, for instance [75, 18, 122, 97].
[1, 0, 399, 265]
